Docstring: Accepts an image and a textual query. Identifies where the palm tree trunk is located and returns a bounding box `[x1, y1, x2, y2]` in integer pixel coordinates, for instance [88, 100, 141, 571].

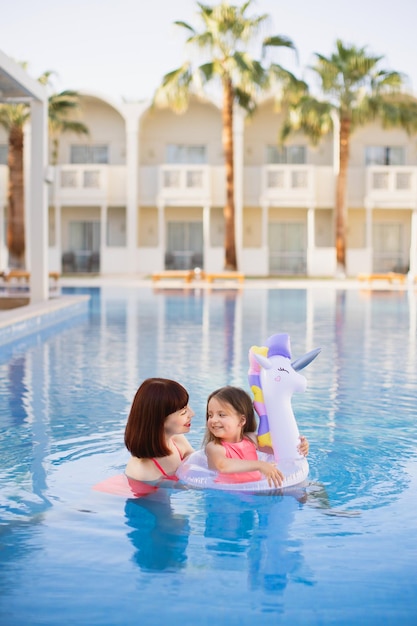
[335, 116, 350, 276]
[7, 124, 25, 268]
[222, 77, 237, 270]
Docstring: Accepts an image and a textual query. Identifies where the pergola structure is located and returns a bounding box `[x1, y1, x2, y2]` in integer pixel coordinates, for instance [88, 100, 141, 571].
[0, 49, 48, 303]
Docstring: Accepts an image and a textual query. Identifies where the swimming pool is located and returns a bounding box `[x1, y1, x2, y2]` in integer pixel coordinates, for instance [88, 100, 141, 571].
[0, 284, 416, 625]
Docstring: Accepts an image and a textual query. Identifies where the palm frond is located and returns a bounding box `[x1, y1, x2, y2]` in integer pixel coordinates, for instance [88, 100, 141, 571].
[174, 20, 196, 35]
[153, 63, 194, 113]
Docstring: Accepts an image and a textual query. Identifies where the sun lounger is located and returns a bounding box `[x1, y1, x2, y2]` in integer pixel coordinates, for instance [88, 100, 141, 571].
[357, 272, 407, 284]
[151, 270, 195, 283]
[205, 272, 245, 283]
[3, 270, 60, 283]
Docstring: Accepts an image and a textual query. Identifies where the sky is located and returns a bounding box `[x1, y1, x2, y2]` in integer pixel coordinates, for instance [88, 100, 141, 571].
[1, 0, 417, 104]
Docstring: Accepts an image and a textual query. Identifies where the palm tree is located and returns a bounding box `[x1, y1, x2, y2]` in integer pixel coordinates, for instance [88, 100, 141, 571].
[41, 72, 89, 166]
[153, 0, 297, 270]
[0, 102, 28, 267]
[280, 39, 417, 276]
[0, 69, 88, 268]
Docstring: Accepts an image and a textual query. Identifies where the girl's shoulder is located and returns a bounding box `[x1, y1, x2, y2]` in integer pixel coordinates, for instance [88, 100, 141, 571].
[205, 440, 225, 453]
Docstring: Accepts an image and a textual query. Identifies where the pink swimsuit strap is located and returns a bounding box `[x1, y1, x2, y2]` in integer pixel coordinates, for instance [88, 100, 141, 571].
[150, 440, 184, 481]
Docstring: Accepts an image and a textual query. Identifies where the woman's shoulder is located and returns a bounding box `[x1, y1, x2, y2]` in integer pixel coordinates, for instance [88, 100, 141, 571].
[172, 434, 194, 458]
[125, 455, 161, 482]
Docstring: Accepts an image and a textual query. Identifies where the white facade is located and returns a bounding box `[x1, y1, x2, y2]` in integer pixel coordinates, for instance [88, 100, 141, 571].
[1, 91, 417, 278]
[0, 49, 48, 303]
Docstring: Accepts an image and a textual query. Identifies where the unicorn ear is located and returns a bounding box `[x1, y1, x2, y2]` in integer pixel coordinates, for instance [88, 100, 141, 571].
[253, 353, 272, 370]
[291, 347, 321, 371]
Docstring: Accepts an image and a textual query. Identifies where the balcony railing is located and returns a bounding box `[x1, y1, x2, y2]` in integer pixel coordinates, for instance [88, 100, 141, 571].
[158, 164, 210, 203]
[51, 165, 108, 204]
[366, 166, 417, 205]
[261, 165, 315, 205]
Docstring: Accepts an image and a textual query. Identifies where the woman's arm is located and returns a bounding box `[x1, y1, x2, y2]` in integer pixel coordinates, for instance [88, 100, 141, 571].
[205, 442, 283, 487]
[298, 435, 309, 457]
[255, 434, 309, 457]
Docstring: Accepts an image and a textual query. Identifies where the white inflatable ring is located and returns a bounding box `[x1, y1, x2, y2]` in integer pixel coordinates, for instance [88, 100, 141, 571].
[176, 449, 309, 492]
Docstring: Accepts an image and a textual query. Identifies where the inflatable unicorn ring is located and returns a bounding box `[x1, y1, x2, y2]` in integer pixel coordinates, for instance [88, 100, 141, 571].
[177, 333, 320, 492]
[248, 333, 320, 488]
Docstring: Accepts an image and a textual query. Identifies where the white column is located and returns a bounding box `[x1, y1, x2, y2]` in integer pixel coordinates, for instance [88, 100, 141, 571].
[100, 203, 107, 262]
[306, 205, 316, 275]
[157, 201, 165, 269]
[55, 201, 61, 266]
[123, 103, 142, 273]
[233, 106, 244, 270]
[408, 208, 417, 281]
[261, 201, 269, 274]
[365, 198, 373, 272]
[124, 106, 140, 274]
[29, 98, 48, 303]
[203, 203, 210, 270]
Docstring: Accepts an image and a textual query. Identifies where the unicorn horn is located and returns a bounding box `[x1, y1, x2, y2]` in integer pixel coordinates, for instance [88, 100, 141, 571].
[291, 347, 321, 371]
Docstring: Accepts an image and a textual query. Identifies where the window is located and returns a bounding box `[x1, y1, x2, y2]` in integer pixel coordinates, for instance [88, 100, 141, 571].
[166, 144, 206, 164]
[70, 145, 108, 164]
[266, 145, 306, 164]
[0, 144, 8, 165]
[365, 146, 405, 166]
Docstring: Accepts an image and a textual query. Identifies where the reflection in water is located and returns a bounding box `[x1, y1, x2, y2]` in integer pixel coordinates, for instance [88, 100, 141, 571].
[250, 497, 314, 598]
[124, 491, 190, 572]
[124, 483, 317, 606]
[202, 490, 314, 609]
[8, 356, 28, 426]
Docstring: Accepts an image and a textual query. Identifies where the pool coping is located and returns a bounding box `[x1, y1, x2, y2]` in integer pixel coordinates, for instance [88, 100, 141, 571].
[0, 294, 90, 347]
[60, 274, 416, 291]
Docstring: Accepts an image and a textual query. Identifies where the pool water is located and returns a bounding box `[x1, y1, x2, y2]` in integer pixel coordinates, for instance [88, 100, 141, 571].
[0, 285, 416, 625]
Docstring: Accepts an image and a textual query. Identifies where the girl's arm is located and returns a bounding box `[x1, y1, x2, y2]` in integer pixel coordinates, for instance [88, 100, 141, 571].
[205, 441, 283, 487]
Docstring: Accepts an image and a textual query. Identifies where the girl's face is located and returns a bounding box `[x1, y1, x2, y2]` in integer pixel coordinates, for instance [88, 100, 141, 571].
[207, 396, 246, 443]
[164, 404, 194, 436]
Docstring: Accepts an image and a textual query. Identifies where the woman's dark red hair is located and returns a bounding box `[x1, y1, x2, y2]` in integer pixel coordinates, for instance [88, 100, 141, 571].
[124, 378, 189, 458]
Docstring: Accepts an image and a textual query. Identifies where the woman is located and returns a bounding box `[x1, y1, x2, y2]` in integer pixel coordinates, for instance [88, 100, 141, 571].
[124, 378, 195, 483]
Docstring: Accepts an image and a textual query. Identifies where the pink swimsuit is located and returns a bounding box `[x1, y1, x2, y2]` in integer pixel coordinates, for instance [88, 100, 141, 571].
[150, 441, 184, 481]
[215, 438, 262, 484]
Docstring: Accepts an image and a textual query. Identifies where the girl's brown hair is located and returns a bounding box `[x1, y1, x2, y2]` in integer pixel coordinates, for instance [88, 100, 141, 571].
[203, 386, 257, 445]
[124, 378, 189, 458]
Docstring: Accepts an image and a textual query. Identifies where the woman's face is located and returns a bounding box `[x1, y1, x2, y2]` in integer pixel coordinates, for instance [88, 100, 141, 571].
[164, 404, 194, 436]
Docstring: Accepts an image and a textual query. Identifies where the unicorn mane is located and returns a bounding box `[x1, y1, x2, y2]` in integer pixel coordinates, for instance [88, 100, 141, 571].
[248, 334, 293, 447]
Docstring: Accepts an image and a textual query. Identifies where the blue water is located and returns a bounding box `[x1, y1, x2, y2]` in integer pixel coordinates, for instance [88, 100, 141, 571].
[0, 285, 416, 625]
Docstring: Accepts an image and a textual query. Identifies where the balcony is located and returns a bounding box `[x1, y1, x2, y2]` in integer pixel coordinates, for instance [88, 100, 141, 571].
[158, 164, 210, 205]
[50, 165, 126, 205]
[261, 165, 316, 206]
[244, 165, 334, 207]
[366, 166, 417, 207]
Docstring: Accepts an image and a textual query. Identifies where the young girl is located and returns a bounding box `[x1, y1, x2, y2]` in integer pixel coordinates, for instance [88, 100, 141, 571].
[204, 386, 309, 488]
[125, 378, 195, 483]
